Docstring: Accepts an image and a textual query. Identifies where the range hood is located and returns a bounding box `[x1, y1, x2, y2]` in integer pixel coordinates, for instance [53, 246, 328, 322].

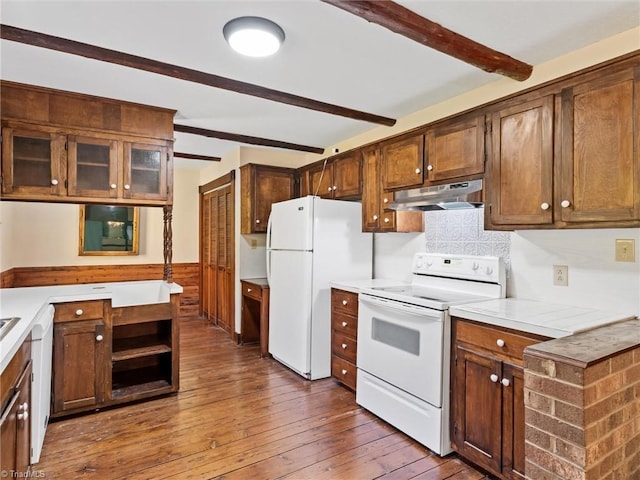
[389, 179, 483, 211]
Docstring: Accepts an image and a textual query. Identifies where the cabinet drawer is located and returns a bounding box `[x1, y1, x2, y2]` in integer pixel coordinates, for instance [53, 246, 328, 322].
[332, 311, 358, 338]
[241, 281, 262, 301]
[54, 301, 104, 323]
[332, 331, 357, 363]
[455, 319, 545, 362]
[331, 356, 357, 390]
[331, 289, 358, 317]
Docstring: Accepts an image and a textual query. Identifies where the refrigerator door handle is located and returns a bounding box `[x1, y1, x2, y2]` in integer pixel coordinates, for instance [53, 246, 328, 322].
[266, 250, 272, 285]
[266, 214, 273, 250]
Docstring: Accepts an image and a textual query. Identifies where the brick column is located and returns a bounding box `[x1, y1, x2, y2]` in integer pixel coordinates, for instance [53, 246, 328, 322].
[523, 320, 640, 480]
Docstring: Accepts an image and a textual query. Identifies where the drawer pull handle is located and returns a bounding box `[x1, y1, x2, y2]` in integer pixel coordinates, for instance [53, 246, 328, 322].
[255, 219, 261, 224]
[496, 339, 505, 347]
[18, 402, 28, 413]
[426, 165, 433, 172]
[490, 374, 499, 383]
[124, 184, 131, 190]
[372, 214, 378, 221]
[341, 369, 347, 375]
[342, 299, 348, 305]
[383, 197, 389, 204]
[415, 168, 421, 174]
[110, 183, 117, 189]
[561, 200, 571, 208]
[247, 288, 252, 293]
[341, 343, 347, 349]
[384, 217, 390, 223]
[17, 411, 29, 422]
[341, 321, 348, 327]
[75, 309, 84, 316]
[96, 334, 104, 342]
[501, 378, 511, 387]
[51, 179, 59, 186]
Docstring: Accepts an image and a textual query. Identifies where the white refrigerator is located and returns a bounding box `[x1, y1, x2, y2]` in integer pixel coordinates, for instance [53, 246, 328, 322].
[266, 196, 372, 380]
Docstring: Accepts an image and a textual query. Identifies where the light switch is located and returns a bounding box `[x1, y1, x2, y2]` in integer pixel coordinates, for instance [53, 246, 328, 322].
[615, 239, 635, 262]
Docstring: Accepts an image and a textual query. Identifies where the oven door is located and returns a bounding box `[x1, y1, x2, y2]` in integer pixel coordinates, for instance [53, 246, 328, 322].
[358, 293, 445, 407]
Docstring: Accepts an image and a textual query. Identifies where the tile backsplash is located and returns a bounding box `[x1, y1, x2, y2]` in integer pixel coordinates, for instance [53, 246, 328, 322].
[424, 207, 511, 271]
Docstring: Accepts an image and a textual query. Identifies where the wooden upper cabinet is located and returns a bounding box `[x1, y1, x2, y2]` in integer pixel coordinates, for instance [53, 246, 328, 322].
[332, 152, 362, 199]
[0, 81, 175, 206]
[361, 146, 381, 231]
[381, 133, 424, 190]
[67, 135, 119, 199]
[487, 96, 554, 228]
[304, 153, 362, 200]
[240, 163, 297, 234]
[361, 144, 424, 233]
[123, 141, 171, 201]
[1, 126, 66, 196]
[425, 114, 485, 183]
[308, 162, 334, 199]
[559, 67, 640, 224]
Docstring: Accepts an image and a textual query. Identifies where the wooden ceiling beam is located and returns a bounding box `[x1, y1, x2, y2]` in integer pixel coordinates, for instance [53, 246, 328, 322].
[321, 0, 533, 82]
[0, 24, 396, 126]
[173, 152, 221, 162]
[174, 124, 325, 155]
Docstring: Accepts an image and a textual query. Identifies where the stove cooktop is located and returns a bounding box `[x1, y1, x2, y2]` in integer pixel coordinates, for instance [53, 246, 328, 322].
[361, 284, 495, 310]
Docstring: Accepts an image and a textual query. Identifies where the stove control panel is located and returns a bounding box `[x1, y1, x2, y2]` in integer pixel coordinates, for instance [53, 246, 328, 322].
[412, 253, 505, 284]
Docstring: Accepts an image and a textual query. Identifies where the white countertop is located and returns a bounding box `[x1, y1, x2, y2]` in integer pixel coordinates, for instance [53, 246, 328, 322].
[450, 298, 637, 339]
[0, 280, 183, 374]
[330, 278, 407, 294]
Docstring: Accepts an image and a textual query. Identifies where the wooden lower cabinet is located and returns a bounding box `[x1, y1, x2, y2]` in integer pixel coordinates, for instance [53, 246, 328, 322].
[52, 297, 179, 418]
[53, 319, 107, 414]
[240, 278, 270, 356]
[451, 318, 548, 480]
[0, 338, 32, 475]
[330, 288, 359, 390]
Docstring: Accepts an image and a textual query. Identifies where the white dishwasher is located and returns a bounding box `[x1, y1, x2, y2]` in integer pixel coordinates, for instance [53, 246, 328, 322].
[31, 304, 54, 464]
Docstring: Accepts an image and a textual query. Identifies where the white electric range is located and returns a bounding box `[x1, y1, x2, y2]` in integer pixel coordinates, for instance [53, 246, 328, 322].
[356, 253, 506, 456]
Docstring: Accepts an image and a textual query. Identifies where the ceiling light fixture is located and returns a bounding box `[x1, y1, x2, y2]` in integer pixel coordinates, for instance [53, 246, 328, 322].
[223, 16, 285, 58]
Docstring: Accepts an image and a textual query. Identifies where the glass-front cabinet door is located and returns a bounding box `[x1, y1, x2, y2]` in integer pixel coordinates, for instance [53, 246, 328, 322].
[1, 126, 66, 196]
[67, 135, 119, 198]
[123, 141, 169, 201]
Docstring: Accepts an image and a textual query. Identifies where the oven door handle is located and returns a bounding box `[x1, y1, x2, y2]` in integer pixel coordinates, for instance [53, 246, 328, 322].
[359, 294, 442, 321]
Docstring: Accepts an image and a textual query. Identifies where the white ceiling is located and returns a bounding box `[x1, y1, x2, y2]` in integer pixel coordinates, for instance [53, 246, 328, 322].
[1, 1, 639, 170]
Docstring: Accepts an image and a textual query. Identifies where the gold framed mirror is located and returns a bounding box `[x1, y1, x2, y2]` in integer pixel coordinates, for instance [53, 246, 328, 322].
[79, 205, 139, 255]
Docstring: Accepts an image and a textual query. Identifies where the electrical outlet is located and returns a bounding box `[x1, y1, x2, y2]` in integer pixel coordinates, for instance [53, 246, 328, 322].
[615, 239, 635, 262]
[553, 265, 568, 286]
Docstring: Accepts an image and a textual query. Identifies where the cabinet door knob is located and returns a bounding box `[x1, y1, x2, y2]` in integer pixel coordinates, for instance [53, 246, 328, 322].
[490, 374, 499, 383]
[501, 378, 511, 387]
[561, 200, 571, 208]
[415, 168, 421, 174]
[75, 309, 84, 316]
[332, 186, 337, 190]
[96, 334, 104, 342]
[17, 411, 29, 421]
[18, 402, 28, 413]
[341, 321, 348, 327]
[496, 339, 505, 347]
[247, 288, 252, 293]
[540, 202, 550, 210]
[341, 343, 348, 349]
[383, 198, 388, 204]
[372, 215, 378, 221]
[427, 165, 434, 171]
[328, 187, 333, 192]
[342, 299, 348, 306]
[341, 369, 348, 375]
[255, 219, 261, 224]
[384, 217, 390, 223]
[51, 179, 59, 186]
[110, 183, 117, 189]
[124, 184, 131, 190]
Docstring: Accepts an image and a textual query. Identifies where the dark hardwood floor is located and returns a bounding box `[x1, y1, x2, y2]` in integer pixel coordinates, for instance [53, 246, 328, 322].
[36, 316, 490, 479]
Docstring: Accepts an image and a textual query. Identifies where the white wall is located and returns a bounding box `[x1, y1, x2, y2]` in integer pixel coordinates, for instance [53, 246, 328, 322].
[0, 168, 200, 270]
